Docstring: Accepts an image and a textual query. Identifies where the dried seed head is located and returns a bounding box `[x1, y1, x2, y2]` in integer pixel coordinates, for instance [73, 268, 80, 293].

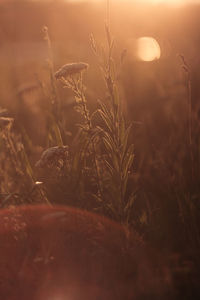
[35, 146, 69, 168]
[0, 108, 9, 117]
[42, 26, 48, 33]
[54, 63, 89, 80]
[178, 53, 190, 74]
[0, 117, 14, 130]
[17, 83, 39, 96]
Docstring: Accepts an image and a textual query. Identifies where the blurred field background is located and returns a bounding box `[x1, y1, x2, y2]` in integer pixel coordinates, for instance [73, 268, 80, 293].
[0, 0, 200, 297]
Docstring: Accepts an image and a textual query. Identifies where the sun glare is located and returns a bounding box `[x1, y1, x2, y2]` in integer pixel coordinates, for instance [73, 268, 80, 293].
[137, 37, 161, 62]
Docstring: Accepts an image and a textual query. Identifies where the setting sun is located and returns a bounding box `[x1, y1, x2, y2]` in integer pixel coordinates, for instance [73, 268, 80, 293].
[137, 37, 161, 61]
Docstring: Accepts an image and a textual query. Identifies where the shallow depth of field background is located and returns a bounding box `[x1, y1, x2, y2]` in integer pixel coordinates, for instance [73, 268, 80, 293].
[0, 0, 200, 295]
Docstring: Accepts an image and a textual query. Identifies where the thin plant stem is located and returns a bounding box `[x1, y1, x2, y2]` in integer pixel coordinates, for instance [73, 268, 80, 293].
[106, 0, 110, 29]
[179, 54, 194, 180]
[187, 74, 194, 179]
[43, 26, 63, 146]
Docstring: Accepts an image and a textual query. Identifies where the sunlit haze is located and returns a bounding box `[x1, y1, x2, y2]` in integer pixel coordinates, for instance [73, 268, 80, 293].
[0, 0, 200, 298]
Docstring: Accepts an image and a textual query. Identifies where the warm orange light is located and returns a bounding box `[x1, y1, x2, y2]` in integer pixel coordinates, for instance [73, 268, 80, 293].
[66, 0, 101, 2]
[137, 37, 161, 62]
[64, 0, 193, 4]
[137, 0, 187, 5]
[152, 0, 183, 4]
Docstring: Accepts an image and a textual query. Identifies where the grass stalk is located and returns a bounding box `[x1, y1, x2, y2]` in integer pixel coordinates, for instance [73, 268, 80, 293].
[57, 70, 103, 200]
[179, 54, 194, 180]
